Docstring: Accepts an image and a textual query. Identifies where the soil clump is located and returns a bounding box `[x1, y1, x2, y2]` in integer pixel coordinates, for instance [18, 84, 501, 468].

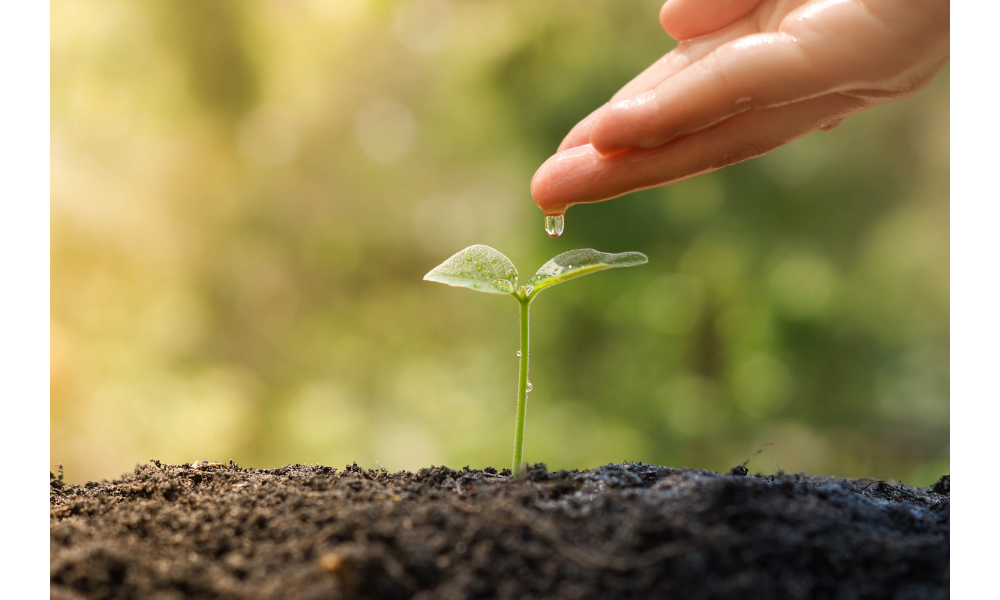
[50, 460, 949, 600]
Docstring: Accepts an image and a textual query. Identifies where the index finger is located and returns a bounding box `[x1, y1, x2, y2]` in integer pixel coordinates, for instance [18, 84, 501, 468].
[556, 20, 756, 152]
[588, 0, 879, 155]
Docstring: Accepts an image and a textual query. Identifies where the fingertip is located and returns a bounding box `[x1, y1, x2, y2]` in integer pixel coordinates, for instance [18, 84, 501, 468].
[659, 1, 678, 38]
[530, 155, 559, 211]
[590, 100, 629, 156]
[587, 113, 615, 156]
[660, 0, 702, 40]
[660, 0, 763, 41]
[589, 92, 659, 156]
[557, 108, 603, 152]
[530, 145, 598, 212]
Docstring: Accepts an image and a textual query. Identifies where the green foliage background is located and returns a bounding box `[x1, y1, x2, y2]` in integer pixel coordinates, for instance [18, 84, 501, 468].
[51, 0, 949, 484]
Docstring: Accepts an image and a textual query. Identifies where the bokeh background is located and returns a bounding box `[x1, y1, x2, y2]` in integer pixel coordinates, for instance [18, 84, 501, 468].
[51, 0, 949, 485]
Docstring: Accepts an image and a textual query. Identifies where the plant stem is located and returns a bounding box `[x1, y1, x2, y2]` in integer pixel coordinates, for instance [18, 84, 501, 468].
[512, 296, 530, 475]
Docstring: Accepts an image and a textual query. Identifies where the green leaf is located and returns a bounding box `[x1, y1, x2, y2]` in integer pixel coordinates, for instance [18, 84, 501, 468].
[423, 245, 519, 295]
[528, 248, 647, 294]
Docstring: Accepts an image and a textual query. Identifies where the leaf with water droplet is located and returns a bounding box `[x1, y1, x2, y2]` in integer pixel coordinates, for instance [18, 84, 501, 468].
[528, 248, 647, 294]
[423, 245, 518, 295]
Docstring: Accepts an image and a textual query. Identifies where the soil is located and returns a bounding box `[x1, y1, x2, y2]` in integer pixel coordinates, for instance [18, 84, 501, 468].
[50, 460, 950, 600]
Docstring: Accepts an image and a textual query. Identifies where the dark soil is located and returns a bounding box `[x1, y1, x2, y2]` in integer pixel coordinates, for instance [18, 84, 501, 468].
[50, 460, 949, 600]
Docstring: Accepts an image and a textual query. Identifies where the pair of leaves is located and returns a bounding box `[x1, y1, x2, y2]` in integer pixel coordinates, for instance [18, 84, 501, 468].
[424, 245, 648, 298]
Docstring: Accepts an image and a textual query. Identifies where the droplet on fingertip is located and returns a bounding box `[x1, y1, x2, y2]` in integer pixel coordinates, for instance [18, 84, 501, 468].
[544, 214, 564, 238]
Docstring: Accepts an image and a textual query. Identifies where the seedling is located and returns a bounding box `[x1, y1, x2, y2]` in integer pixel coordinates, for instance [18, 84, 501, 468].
[424, 245, 647, 475]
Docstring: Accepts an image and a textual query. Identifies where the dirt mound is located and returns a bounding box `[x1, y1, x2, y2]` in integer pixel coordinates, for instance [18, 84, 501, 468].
[50, 460, 949, 599]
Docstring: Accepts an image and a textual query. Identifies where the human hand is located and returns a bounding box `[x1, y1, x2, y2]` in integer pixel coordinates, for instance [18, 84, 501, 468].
[530, 0, 950, 215]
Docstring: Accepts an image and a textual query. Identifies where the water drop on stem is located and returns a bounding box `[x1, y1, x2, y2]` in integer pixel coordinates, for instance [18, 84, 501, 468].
[526, 380, 533, 392]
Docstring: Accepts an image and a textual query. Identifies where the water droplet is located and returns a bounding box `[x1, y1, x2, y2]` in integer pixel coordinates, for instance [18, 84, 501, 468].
[526, 380, 533, 392]
[524, 284, 533, 295]
[544, 214, 565, 238]
[567, 265, 572, 269]
[516, 350, 521, 357]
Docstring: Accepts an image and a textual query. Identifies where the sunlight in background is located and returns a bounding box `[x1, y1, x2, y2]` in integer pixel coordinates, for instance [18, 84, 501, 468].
[353, 99, 418, 164]
[52, 0, 948, 485]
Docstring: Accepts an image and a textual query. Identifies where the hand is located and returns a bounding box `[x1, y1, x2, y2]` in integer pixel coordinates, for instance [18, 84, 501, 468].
[530, 0, 950, 214]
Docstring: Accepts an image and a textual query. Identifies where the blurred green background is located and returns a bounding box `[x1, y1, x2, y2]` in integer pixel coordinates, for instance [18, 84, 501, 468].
[51, 0, 949, 485]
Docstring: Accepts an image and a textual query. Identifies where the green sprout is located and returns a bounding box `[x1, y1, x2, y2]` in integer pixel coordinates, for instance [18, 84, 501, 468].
[424, 245, 648, 475]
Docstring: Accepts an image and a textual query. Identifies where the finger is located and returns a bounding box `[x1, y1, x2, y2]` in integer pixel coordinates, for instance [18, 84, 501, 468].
[557, 21, 756, 152]
[591, 0, 883, 155]
[608, 19, 754, 102]
[659, 0, 764, 41]
[531, 93, 866, 212]
[557, 106, 603, 152]
[589, 32, 840, 155]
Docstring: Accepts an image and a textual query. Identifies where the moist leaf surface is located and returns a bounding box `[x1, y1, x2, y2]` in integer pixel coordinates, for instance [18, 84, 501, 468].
[529, 248, 647, 294]
[423, 245, 519, 294]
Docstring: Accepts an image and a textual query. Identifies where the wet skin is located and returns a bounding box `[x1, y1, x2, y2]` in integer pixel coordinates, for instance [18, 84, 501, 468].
[530, 0, 950, 215]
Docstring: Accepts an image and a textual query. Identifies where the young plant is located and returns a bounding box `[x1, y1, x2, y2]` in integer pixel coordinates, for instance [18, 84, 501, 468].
[424, 245, 647, 475]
